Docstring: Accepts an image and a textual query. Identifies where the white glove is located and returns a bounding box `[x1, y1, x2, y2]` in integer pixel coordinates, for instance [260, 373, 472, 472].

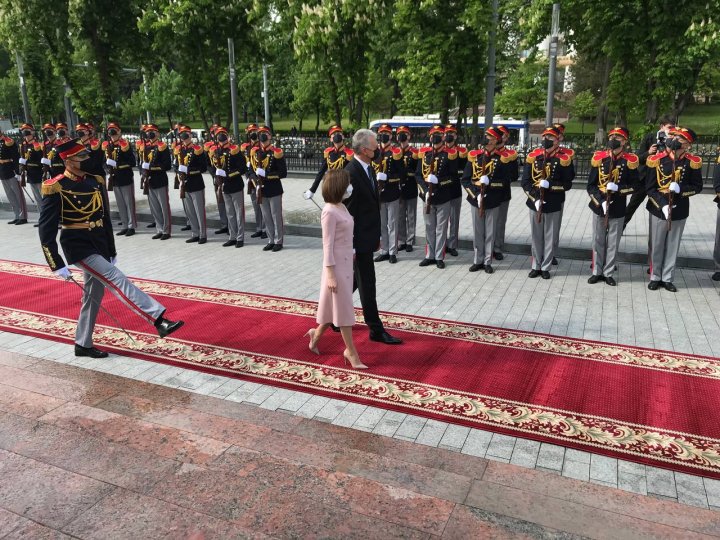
[377, 172, 388, 181]
[255, 167, 266, 177]
[602, 201, 608, 215]
[662, 205, 670, 219]
[606, 182, 619, 192]
[178, 164, 188, 174]
[669, 181, 680, 194]
[16, 175, 22, 182]
[303, 190, 314, 200]
[54, 267, 71, 280]
[480, 175, 490, 185]
[110, 256, 117, 266]
[106, 158, 117, 168]
[41, 157, 52, 166]
[427, 173, 439, 185]
[535, 200, 542, 211]
[215, 168, 227, 177]
[539, 179, 550, 189]
[476, 191, 484, 200]
[141, 162, 151, 170]
[19, 157, 27, 165]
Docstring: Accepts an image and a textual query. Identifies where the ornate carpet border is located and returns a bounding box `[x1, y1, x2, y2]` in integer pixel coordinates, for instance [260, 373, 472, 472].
[2, 259, 720, 381]
[2, 306, 719, 477]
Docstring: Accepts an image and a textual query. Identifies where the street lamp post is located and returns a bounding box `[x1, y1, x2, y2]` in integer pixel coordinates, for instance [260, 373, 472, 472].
[15, 52, 31, 124]
[262, 64, 270, 129]
[545, 3, 560, 126]
[484, 0, 499, 130]
[228, 39, 239, 140]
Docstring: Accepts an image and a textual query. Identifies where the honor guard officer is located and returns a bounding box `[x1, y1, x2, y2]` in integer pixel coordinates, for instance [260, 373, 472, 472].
[55, 123, 71, 143]
[18, 123, 44, 223]
[0, 125, 26, 225]
[242, 124, 266, 239]
[305, 125, 354, 199]
[493, 125, 517, 260]
[205, 125, 229, 235]
[41, 124, 65, 180]
[249, 126, 287, 252]
[103, 123, 137, 237]
[75, 123, 105, 178]
[646, 127, 703, 292]
[551, 122, 573, 265]
[462, 127, 517, 274]
[38, 138, 183, 359]
[586, 127, 639, 286]
[171, 124, 193, 233]
[522, 126, 575, 279]
[176, 125, 208, 244]
[417, 125, 457, 269]
[713, 153, 720, 282]
[139, 124, 173, 240]
[397, 125, 418, 252]
[443, 125, 466, 257]
[211, 126, 248, 248]
[373, 124, 404, 264]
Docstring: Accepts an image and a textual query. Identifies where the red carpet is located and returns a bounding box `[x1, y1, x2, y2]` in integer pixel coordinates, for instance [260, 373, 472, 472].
[1, 259, 719, 479]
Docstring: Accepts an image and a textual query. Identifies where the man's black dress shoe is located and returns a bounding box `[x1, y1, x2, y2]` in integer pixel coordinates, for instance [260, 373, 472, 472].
[398, 244, 407, 251]
[436, 260, 446, 269]
[370, 331, 402, 345]
[215, 227, 229, 235]
[33, 223, 39, 227]
[7, 219, 17, 225]
[74, 344, 108, 358]
[493, 252, 504, 261]
[419, 259, 435, 267]
[469, 264, 484, 272]
[648, 280, 661, 291]
[251, 231, 263, 238]
[186, 237, 199, 243]
[447, 248, 458, 257]
[587, 275, 604, 284]
[223, 240, 236, 247]
[198, 238, 207, 245]
[374, 254, 390, 262]
[528, 269, 541, 278]
[541, 271, 551, 279]
[116, 229, 128, 236]
[663, 282, 677, 292]
[147, 222, 157, 228]
[552, 257, 558, 265]
[712, 272, 720, 281]
[406, 245, 413, 253]
[389, 255, 397, 264]
[236, 241, 244, 248]
[263, 243, 275, 251]
[125, 229, 135, 237]
[152, 233, 163, 239]
[605, 277, 617, 286]
[181, 225, 192, 231]
[485, 265, 494, 274]
[15, 219, 27, 225]
[160, 234, 171, 240]
[272, 244, 283, 252]
[155, 318, 184, 338]
[261, 232, 268, 239]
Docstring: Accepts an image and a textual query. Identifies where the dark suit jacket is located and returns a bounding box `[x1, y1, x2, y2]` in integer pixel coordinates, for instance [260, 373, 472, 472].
[343, 157, 381, 253]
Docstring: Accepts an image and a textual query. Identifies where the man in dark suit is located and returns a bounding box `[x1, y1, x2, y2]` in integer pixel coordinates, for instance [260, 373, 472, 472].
[343, 129, 402, 345]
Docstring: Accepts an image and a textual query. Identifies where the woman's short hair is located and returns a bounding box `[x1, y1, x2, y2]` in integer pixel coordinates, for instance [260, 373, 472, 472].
[322, 169, 351, 204]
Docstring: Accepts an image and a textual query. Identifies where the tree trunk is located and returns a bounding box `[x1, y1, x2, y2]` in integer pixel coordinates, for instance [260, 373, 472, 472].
[455, 94, 467, 135]
[195, 96, 210, 134]
[440, 91, 450, 125]
[299, 117, 303, 132]
[354, 96, 364, 126]
[390, 79, 400, 117]
[672, 63, 704, 118]
[327, 72, 342, 126]
[315, 101, 320, 134]
[471, 103, 480, 148]
[594, 56, 612, 145]
[616, 108, 627, 128]
[166, 113, 173, 131]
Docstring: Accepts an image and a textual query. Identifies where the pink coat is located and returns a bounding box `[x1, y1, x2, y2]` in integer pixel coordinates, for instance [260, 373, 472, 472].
[316, 203, 356, 327]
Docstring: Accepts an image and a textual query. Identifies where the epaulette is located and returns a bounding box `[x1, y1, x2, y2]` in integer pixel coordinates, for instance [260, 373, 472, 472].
[717, 155, 720, 164]
[457, 146, 468, 159]
[344, 148, 354, 157]
[89, 139, 101, 151]
[119, 139, 130, 151]
[499, 148, 518, 163]
[391, 146, 403, 160]
[623, 152, 639, 169]
[467, 149, 483, 163]
[156, 141, 167, 152]
[249, 146, 258, 158]
[559, 147, 575, 158]
[407, 147, 418, 157]
[418, 147, 432, 158]
[135, 140, 144, 150]
[41, 174, 64, 196]
[590, 150, 609, 167]
[240, 142, 250, 151]
[101, 141, 109, 151]
[203, 141, 213, 149]
[323, 147, 334, 158]
[526, 148, 544, 164]
[273, 147, 284, 159]
[559, 154, 572, 167]
[686, 153, 702, 169]
[646, 152, 665, 168]
[92, 174, 105, 185]
[193, 144, 204, 156]
[229, 144, 241, 155]
[3, 137, 15, 146]
[32, 142, 43, 151]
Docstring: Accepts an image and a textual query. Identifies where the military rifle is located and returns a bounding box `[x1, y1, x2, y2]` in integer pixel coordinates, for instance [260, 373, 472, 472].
[105, 136, 116, 192]
[424, 147, 437, 215]
[478, 151, 488, 218]
[536, 151, 547, 224]
[19, 142, 28, 187]
[214, 145, 225, 205]
[254, 146, 266, 205]
[667, 156, 676, 231]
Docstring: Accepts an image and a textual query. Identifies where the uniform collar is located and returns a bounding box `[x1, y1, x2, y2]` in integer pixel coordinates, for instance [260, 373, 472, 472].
[63, 171, 83, 182]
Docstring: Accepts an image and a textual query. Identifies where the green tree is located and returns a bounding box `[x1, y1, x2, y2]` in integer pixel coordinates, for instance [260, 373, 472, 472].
[569, 89, 596, 134]
[495, 53, 548, 120]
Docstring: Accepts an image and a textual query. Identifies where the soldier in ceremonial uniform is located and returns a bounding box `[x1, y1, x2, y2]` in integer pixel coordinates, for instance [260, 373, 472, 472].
[443, 125, 466, 257]
[18, 123, 44, 223]
[75, 123, 105, 178]
[713, 154, 720, 282]
[551, 122, 573, 265]
[373, 124, 404, 264]
[586, 127, 639, 286]
[417, 125, 457, 269]
[103, 123, 137, 237]
[397, 126, 418, 253]
[138, 124, 173, 240]
[305, 125, 354, 199]
[205, 125, 229, 235]
[242, 124, 266, 239]
[493, 125, 517, 260]
[0, 125, 26, 225]
[176, 125, 208, 243]
[646, 127, 703, 292]
[55, 122, 70, 143]
[38, 139, 183, 358]
[211, 126, 247, 248]
[522, 126, 574, 279]
[462, 127, 517, 274]
[41, 124, 65, 180]
[248, 126, 287, 251]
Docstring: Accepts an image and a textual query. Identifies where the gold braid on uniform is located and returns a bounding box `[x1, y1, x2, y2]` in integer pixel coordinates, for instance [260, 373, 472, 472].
[472, 157, 495, 183]
[598, 161, 620, 194]
[60, 189, 103, 223]
[421, 154, 438, 179]
[326, 153, 346, 170]
[531, 160, 550, 187]
[655, 164, 676, 193]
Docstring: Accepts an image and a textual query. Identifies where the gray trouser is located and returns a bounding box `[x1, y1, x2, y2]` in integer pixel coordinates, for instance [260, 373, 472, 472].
[471, 205, 499, 265]
[380, 199, 399, 256]
[424, 200, 451, 260]
[553, 203, 564, 254]
[261, 195, 283, 244]
[649, 214, 686, 283]
[714, 208, 720, 271]
[529, 208, 561, 271]
[250, 190, 264, 232]
[148, 186, 172, 235]
[114, 184, 136, 230]
[74, 254, 165, 347]
[181, 197, 191, 226]
[186, 190, 207, 239]
[398, 197, 417, 246]
[1, 177, 27, 220]
[591, 214, 623, 278]
[28, 182, 42, 214]
[216, 187, 228, 227]
[494, 199, 510, 254]
[223, 190, 245, 242]
[447, 195, 462, 249]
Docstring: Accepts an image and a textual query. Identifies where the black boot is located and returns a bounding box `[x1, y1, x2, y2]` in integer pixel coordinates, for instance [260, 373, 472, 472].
[155, 317, 184, 338]
[74, 344, 109, 358]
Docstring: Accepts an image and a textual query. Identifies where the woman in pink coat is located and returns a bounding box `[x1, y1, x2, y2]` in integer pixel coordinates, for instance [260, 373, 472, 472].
[305, 170, 367, 369]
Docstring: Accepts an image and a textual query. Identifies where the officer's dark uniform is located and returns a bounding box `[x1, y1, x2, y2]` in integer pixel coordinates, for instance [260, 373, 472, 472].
[373, 126, 404, 262]
[308, 125, 354, 194]
[713, 155, 720, 281]
[493, 125, 518, 258]
[242, 124, 265, 238]
[444, 126, 466, 256]
[211, 133, 248, 246]
[0, 131, 25, 223]
[103, 128, 137, 235]
[398, 128, 418, 252]
[176, 134, 208, 243]
[138, 129, 173, 238]
[249, 131, 287, 250]
[41, 124, 65, 179]
[77, 125, 105, 178]
[19, 128, 44, 218]
[205, 125, 228, 234]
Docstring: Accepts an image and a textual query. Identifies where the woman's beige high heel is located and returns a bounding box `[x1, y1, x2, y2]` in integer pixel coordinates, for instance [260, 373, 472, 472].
[305, 329, 319, 355]
[343, 349, 368, 370]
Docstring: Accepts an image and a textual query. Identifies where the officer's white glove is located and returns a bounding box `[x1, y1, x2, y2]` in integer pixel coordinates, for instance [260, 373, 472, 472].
[178, 164, 188, 174]
[41, 157, 51, 166]
[669, 181, 680, 194]
[377, 172, 388, 181]
[476, 191, 484, 200]
[662, 205, 670, 219]
[141, 162, 151, 170]
[606, 182, 619, 192]
[602, 201, 608, 215]
[303, 190, 314, 200]
[16, 175, 21, 182]
[255, 167, 266, 177]
[480, 175, 490, 185]
[106, 158, 117, 168]
[110, 256, 117, 266]
[215, 168, 227, 177]
[535, 200, 543, 211]
[19, 157, 27, 165]
[427, 173, 439, 185]
[54, 267, 72, 280]
[539, 179, 550, 189]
